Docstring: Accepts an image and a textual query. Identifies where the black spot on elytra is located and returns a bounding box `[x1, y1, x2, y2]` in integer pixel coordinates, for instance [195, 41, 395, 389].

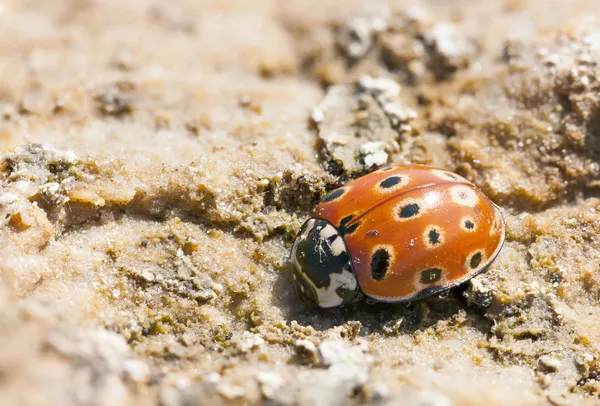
[338, 214, 359, 236]
[366, 230, 378, 237]
[322, 188, 345, 203]
[340, 215, 353, 226]
[399, 203, 419, 218]
[464, 220, 475, 230]
[421, 268, 442, 284]
[343, 222, 359, 235]
[371, 249, 390, 280]
[380, 176, 402, 189]
[470, 252, 482, 269]
[428, 229, 440, 245]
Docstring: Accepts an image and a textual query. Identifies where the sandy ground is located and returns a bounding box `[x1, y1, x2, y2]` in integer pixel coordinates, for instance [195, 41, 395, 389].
[2, 0, 600, 405]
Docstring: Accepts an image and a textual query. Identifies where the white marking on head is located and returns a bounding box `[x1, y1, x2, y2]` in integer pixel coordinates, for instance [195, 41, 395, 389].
[329, 236, 346, 257]
[314, 269, 357, 307]
[450, 185, 478, 207]
[317, 222, 347, 257]
[319, 224, 337, 239]
[294, 262, 357, 308]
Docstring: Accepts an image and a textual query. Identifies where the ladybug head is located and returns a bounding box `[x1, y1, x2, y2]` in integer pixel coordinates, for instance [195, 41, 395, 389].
[289, 218, 360, 308]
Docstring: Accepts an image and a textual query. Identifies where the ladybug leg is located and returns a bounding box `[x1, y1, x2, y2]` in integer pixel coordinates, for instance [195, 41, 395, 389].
[352, 290, 364, 304]
[437, 290, 450, 300]
[416, 301, 430, 329]
[329, 306, 345, 322]
[365, 297, 378, 305]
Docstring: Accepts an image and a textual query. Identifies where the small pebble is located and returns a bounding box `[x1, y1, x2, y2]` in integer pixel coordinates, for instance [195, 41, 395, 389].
[257, 371, 284, 399]
[235, 332, 265, 353]
[311, 107, 325, 123]
[539, 355, 561, 372]
[216, 383, 246, 400]
[123, 359, 150, 383]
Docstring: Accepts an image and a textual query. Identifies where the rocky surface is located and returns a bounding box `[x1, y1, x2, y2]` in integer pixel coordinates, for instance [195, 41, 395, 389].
[3, 1, 600, 405]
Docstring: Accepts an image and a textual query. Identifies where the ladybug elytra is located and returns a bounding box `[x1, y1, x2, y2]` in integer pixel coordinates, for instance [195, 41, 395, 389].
[290, 165, 506, 308]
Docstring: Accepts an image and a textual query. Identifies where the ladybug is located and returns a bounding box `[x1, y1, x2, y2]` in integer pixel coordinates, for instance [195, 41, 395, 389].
[290, 164, 505, 308]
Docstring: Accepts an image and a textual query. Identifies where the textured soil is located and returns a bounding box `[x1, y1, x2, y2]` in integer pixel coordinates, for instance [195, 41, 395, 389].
[2, 1, 600, 405]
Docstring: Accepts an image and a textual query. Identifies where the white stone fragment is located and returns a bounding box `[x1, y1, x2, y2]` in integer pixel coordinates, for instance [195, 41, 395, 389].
[235, 331, 265, 353]
[295, 339, 317, 355]
[383, 103, 417, 123]
[358, 75, 401, 100]
[360, 142, 388, 168]
[575, 352, 595, 367]
[257, 371, 284, 399]
[139, 270, 155, 282]
[216, 383, 246, 400]
[311, 107, 325, 123]
[428, 23, 471, 57]
[339, 6, 391, 59]
[539, 355, 561, 372]
[317, 338, 372, 367]
[123, 359, 150, 383]
[204, 372, 222, 386]
[0, 192, 17, 206]
[40, 182, 60, 194]
[15, 181, 38, 197]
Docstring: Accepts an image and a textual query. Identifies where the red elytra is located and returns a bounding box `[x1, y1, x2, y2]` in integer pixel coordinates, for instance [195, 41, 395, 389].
[289, 164, 506, 307]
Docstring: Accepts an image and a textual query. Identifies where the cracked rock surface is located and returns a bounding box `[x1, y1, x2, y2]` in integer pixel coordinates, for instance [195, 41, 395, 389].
[4, 1, 600, 405]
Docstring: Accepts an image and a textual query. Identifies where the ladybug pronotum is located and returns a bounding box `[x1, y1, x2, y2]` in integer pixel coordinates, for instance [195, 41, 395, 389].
[290, 164, 506, 308]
